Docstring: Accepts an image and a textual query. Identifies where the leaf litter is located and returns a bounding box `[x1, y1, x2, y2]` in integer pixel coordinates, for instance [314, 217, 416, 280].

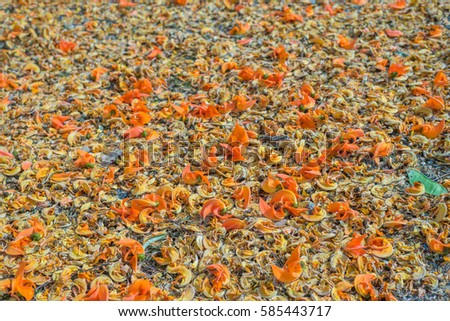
[0, 0, 449, 301]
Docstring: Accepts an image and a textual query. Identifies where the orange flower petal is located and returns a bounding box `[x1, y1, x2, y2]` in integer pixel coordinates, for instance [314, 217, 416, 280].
[271, 245, 302, 283]
[337, 35, 356, 50]
[412, 119, 445, 139]
[207, 264, 230, 292]
[368, 237, 394, 258]
[11, 262, 35, 301]
[385, 30, 403, 38]
[232, 185, 251, 209]
[228, 122, 249, 146]
[423, 96, 444, 110]
[388, 0, 406, 10]
[200, 199, 230, 220]
[261, 172, 283, 194]
[434, 71, 448, 87]
[222, 218, 246, 231]
[259, 197, 285, 221]
[354, 274, 377, 300]
[83, 284, 109, 301]
[344, 233, 367, 256]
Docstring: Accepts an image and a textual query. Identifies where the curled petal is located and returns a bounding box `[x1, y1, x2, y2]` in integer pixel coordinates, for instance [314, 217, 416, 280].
[123, 279, 171, 301]
[123, 126, 145, 140]
[296, 112, 316, 129]
[385, 30, 403, 38]
[411, 120, 445, 139]
[228, 122, 249, 146]
[207, 264, 230, 292]
[222, 218, 246, 231]
[11, 262, 35, 301]
[232, 185, 251, 209]
[342, 128, 364, 141]
[83, 284, 109, 301]
[117, 238, 144, 271]
[259, 198, 284, 221]
[229, 21, 250, 35]
[427, 238, 450, 254]
[238, 67, 255, 81]
[300, 207, 326, 222]
[270, 189, 297, 205]
[129, 112, 151, 126]
[404, 181, 425, 196]
[261, 172, 283, 194]
[423, 96, 444, 110]
[182, 164, 210, 186]
[337, 35, 356, 50]
[200, 199, 230, 220]
[327, 202, 358, 221]
[388, 63, 408, 77]
[388, 0, 406, 10]
[271, 245, 302, 283]
[354, 274, 377, 300]
[368, 237, 394, 258]
[370, 142, 393, 164]
[434, 71, 449, 88]
[344, 233, 367, 256]
[91, 67, 108, 81]
[276, 173, 299, 196]
[222, 61, 238, 73]
[133, 79, 153, 94]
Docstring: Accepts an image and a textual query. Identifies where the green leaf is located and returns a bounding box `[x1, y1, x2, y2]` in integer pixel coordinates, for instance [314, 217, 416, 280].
[143, 233, 167, 249]
[407, 169, 447, 196]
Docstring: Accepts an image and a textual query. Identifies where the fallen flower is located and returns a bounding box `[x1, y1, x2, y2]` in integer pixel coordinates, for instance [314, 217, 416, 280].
[273, 6, 303, 23]
[260, 190, 304, 221]
[229, 22, 250, 35]
[222, 218, 246, 231]
[344, 233, 367, 257]
[232, 185, 251, 209]
[148, 46, 162, 59]
[429, 25, 443, 38]
[427, 237, 450, 254]
[123, 126, 145, 139]
[370, 142, 394, 165]
[82, 284, 109, 301]
[228, 122, 249, 147]
[388, 63, 408, 78]
[91, 67, 108, 81]
[117, 238, 145, 271]
[327, 202, 358, 221]
[354, 274, 377, 300]
[11, 262, 35, 301]
[123, 279, 171, 301]
[423, 95, 444, 110]
[385, 30, 403, 38]
[367, 237, 394, 258]
[200, 199, 231, 220]
[207, 264, 230, 292]
[388, 0, 406, 10]
[221, 61, 238, 73]
[182, 164, 210, 186]
[434, 71, 448, 88]
[0, 149, 14, 158]
[337, 35, 356, 50]
[261, 172, 283, 194]
[411, 119, 445, 139]
[271, 245, 302, 283]
[133, 78, 153, 94]
[58, 40, 76, 53]
[74, 150, 95, 168]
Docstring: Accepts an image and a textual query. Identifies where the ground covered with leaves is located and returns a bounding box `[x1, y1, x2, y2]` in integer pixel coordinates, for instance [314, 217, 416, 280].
[0, 0, 449, 301]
